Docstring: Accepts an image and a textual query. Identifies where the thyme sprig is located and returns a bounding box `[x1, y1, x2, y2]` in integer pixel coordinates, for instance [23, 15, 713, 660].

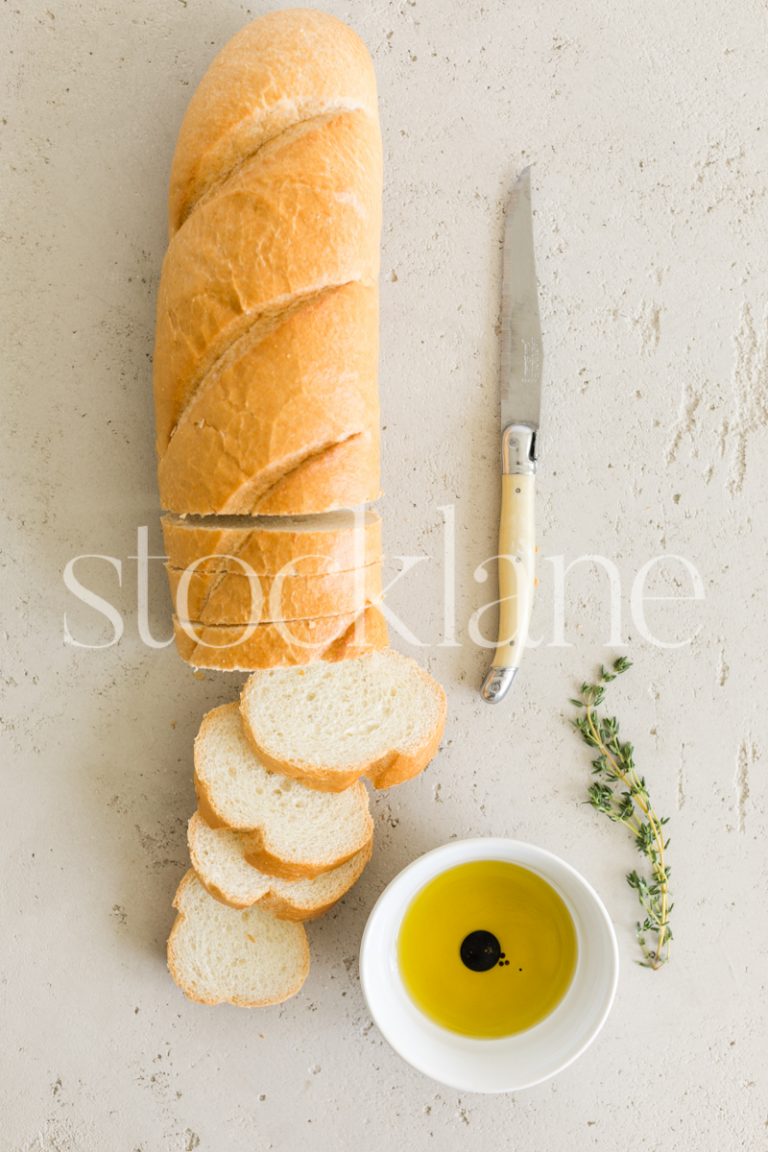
[570, 658, 672, 970]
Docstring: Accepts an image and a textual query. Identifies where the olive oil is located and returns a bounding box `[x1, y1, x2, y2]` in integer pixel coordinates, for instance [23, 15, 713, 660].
[397, 861, 577, 1038]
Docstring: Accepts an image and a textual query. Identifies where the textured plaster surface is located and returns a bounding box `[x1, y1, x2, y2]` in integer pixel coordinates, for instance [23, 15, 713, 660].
[3, 1, 768, 1149]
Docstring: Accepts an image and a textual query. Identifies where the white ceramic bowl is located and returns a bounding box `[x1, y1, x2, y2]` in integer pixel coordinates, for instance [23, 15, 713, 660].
[360, 838, 619, 1093]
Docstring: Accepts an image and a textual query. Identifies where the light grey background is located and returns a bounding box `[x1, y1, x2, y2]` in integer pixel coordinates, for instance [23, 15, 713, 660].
[3, 1, 767, 1149]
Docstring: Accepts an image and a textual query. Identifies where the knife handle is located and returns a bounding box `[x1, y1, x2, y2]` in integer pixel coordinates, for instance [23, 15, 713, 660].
[480, 425, 537, 704]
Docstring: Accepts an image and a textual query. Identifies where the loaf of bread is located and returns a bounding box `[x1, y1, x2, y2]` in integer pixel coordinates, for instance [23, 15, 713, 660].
[153, 9, 382, 516]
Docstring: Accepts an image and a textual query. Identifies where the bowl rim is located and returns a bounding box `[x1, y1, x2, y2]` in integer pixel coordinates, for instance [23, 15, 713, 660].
[359, 837, 620, 1093]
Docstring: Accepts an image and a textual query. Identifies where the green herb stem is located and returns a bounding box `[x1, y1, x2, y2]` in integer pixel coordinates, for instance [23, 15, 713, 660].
[570, 658, 672, 970]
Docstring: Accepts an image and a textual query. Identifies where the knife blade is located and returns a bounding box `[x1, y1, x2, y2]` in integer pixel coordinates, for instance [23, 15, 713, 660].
[480, 167, 542, 704]
[500, 167, 542, 430]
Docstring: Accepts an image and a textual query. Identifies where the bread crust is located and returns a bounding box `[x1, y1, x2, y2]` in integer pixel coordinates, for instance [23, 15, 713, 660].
[167, 562, 381, 625]
[188, 813, 373, 918]
[240, 829, 372, 882]
[259, 841, 370, 921]
[167, 870, 310, 1007]
[239, 654, 448, 792]
[173, 604, 388, 671]
[162, 510, 382, 576]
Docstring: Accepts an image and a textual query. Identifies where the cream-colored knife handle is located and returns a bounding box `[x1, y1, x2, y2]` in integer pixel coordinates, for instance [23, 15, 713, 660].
[480, 425, 537, 704]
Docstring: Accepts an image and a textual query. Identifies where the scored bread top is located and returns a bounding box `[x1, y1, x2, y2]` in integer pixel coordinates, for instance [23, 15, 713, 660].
[167, 870, 310, 1006]
[155, 108, 382, 455]
[157, 282, 380, 515]
[228, 429, 379, 518]
[168, 9, 378, 235]
[193, 703, 374, 877]
[240, 649, 447, 791]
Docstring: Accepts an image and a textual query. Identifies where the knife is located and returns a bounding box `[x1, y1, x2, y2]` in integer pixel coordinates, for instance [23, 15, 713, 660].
[480, 167, 542, 704]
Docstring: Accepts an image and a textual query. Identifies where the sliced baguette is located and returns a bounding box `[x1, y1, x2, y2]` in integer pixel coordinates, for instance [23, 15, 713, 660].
[240, 649, 447, 792]
[173, 604, 387, 671]
[188, 812, 372, 918]
[167, 870, 309, 1006]
[167, 562, 382, 625]
[162, 510, 382, 577]
[193, 703, 373, 878]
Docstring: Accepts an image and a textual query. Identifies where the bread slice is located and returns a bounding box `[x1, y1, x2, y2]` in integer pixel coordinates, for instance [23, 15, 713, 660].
[162, 509, 381, 577]
[188, 812, 372, 918]
[193, 703, 373, 878]
[167, 562, 382, 625]
[173, 604, 387, 671]
[167, 870, 309, 1006]
[240, 649, 447, 792]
